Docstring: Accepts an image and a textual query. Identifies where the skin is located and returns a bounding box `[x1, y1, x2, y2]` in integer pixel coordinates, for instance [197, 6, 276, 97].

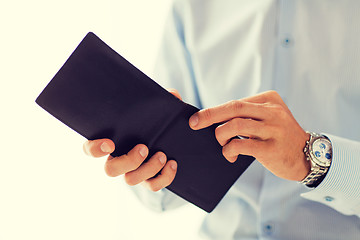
[83, 89, 181, 192]
[83, 90, 310, 192]
[83, 139, 177, 191]
[189, 90, 310, 181]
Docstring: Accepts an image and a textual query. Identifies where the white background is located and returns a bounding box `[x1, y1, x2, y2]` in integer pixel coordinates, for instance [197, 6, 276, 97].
[0, 1, 206, 239]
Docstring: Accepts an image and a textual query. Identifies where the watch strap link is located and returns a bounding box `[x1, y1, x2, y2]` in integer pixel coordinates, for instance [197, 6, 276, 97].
[300, 165, 328, 187]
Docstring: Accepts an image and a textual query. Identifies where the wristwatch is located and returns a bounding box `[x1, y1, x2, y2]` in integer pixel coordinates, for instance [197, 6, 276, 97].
[300, 132, 332, 188]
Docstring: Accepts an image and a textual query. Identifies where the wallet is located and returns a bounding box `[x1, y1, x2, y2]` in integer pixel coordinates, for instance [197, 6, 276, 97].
[36, 32, 254, 213]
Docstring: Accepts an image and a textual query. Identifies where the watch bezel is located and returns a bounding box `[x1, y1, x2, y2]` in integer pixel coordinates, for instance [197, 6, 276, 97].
[309, 137, 332, 167]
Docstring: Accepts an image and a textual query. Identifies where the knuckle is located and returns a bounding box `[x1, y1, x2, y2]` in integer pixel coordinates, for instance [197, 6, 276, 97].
[202, 108, 212, 122]
[269, 104, 286, 118]
[261, 90, 280, 104]
[276, 106, 288, 119]
[127, 154, 143, 171]
[229, 100, 243, 114]
[266, 90, 280, 99]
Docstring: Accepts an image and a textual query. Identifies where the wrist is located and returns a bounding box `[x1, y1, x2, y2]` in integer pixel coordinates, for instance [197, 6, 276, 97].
[296, 132, 312, 181]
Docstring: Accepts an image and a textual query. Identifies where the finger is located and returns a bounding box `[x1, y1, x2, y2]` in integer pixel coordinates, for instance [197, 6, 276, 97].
[215, 118, 272, 146]
[83, 139, 115, 158]
[189, 100, 269, 130]
[241, 90, 292, 115]
[143, 160, 177, 192]
[168, 88, 182, 100]
[241, 90, 282, 104]
[222, 138, 267, 162]
[104, 144, 148, 177]
[124, 152, 167, 186]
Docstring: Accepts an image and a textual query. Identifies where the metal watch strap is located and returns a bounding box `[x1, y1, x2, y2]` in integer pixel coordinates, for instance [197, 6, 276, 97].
[300, 132, 331, 188]
[300, 165, 328, 187]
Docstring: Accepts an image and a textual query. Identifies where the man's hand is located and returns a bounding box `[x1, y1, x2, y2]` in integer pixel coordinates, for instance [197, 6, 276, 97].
[83, 140, 177, 191]
[189, 90, 310, 181]
[82, 89, 181, 191]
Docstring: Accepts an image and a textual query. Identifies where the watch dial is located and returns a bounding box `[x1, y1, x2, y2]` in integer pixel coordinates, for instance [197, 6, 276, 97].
[312, 139, 332, 165]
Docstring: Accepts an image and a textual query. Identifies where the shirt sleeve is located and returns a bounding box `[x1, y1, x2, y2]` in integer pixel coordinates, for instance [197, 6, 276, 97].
[128, 0, 201, 212]
[301, 134, 360, 217]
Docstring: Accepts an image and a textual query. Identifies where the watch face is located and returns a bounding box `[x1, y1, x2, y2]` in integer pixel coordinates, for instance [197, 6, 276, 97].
[311, 138, 332, 167]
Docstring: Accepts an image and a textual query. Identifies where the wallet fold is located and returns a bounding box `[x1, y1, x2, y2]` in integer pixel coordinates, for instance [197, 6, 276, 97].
[36, 32, 254, 212]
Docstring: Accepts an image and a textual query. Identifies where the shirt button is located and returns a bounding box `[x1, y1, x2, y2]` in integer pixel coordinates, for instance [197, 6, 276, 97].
[263, 222, 275, 235]
[281, 36, 294, 48]
[324, 196, 335, 202]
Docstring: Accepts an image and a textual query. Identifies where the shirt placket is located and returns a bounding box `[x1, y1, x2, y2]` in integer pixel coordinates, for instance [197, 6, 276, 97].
[257, 0, 297, 238]
[272, 0, 296, 104]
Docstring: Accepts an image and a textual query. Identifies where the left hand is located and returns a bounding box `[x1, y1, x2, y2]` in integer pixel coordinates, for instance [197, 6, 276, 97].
[189, 90, 310, 181]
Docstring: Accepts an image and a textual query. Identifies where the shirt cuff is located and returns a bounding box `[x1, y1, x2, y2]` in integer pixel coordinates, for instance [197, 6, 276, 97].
[300, 134, 360, 216]
[131, 185, 188, 212]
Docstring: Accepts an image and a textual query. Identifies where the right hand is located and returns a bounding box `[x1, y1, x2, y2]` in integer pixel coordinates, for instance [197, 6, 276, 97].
[82, 89, 181, 192]
[83, 140, 177, 192]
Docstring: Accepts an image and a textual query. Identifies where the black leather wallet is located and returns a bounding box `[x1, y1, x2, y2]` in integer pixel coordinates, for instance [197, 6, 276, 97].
[36, 32, 254, 212]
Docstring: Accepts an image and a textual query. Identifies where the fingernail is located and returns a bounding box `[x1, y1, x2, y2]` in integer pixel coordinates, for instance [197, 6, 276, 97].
[159, 154, 166, 164]
[100, 142, 112, 153]
[170, 162, 177, 171]
[189, 115, 199, 128]
[139, 146, 148, 158]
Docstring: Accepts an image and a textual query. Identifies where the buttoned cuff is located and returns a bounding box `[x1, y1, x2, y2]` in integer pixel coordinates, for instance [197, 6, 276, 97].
[301, 134, 360, 216]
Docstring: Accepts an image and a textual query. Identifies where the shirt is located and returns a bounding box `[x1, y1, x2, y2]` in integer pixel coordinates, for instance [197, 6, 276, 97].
[132, 0, 360, 239]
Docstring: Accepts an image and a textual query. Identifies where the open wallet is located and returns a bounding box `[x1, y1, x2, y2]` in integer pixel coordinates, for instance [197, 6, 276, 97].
[36, 32, 254, 213]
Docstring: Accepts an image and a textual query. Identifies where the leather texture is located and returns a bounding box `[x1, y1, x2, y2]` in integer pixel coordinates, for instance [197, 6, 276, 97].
[36, 32, 254, 212]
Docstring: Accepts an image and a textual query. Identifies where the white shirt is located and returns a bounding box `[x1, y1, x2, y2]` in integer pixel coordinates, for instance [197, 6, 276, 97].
[133, 0, 360, 239]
